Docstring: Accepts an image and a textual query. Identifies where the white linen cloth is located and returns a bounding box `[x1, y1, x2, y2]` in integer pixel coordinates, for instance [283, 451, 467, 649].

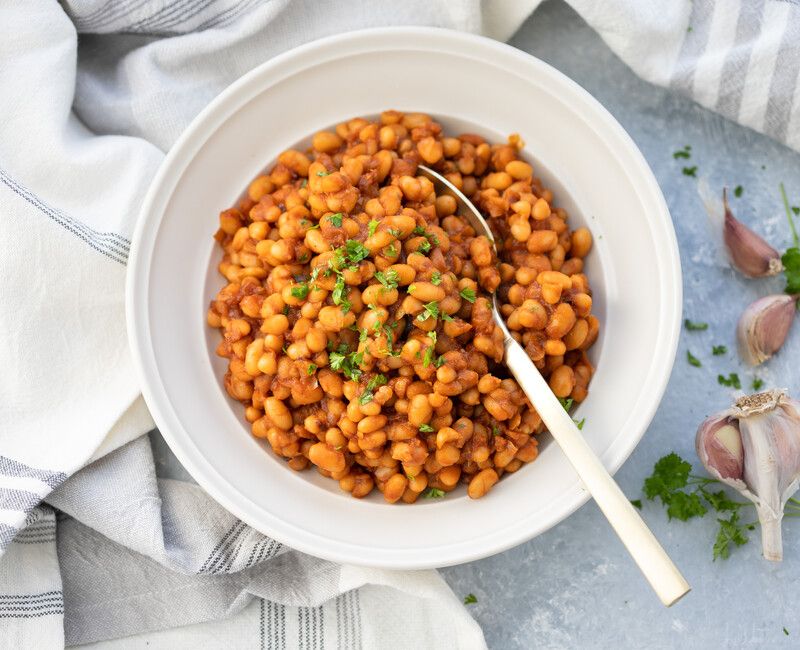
[1, 0, 798, 646]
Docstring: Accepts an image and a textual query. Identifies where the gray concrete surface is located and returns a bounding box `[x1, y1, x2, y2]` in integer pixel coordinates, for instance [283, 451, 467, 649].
[151, 1, 800, 646]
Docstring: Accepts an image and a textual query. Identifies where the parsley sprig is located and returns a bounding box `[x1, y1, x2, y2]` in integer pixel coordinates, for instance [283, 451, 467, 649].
[779, 183, 800, 295]
[639, 453, 800, 560]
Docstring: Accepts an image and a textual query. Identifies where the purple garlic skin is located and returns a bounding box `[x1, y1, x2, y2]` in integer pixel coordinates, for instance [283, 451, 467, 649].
[696, 415, 744, 482]
[737, 294, 798, 366]
[696, 390, 800, 561]
[723, 188, 783, 278]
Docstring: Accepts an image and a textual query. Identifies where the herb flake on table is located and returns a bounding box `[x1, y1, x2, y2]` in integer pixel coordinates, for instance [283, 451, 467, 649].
[752, 377, 764, 391]
[673, 145, 691, 159]
[717, 373, 741, 389]
[682, 166, 698, 177]
[463, 594, 477, 605]
[734, 185, 743, 198]
[687, 350, 702, 367]
[684, 319, 708, 331]
[712, 345, 727, 355]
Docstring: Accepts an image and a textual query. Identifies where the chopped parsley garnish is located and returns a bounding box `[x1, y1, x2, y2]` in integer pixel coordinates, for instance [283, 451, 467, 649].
[306, 363, 317, 375]
[574, 417, 586, 430]
[687, 350, 702, 367]
[368, 219, 379, 236]
[712, 345, 727, 355]
[422, 488, 446, 499]
[417, 301, 440, 322]
[417, 238, 431, 254]
[327, 213, 343, 227]
[672, 145, 691, 159]
[752, 377, 764, 391]
[630, 499, 642, 509]
[558, 397, 574, 411]
[682, 166, 698, 177]
[491, 424, 501, 436]
[413, 226, 426, 236]
[345, 239, 370, 264]
[282, 305, 290, 316]
[375, 269, 399, 290]
[388, 227, 403, 238]
[384, 242, 398, 258]
[733, 185, 743, 198]
[718, 373, 741, 389]
[300, 179, 308, 188]
[316, 170, 330, 176]
[423, 331, 437, 367]
[459, 287, 476, 303]
[431, 271, 442, 285]
[290, 283, 309, 299]
[463, 594, 477, 605]
[359, 374, 387, 404]
[332, 275, 350, 312]
[418, 423, 434, 433]
[684, 319, 708, 331]
[329, 349, 363, 382]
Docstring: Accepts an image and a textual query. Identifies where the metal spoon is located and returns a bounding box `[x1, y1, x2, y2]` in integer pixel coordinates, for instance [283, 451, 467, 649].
[419, 165, 690, 607]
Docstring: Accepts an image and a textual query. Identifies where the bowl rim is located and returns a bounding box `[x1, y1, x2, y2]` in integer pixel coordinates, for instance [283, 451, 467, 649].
[126, 26, 682, 569]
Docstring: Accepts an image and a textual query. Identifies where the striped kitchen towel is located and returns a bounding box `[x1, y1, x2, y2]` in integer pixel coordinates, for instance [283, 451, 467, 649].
[1, 0, 798, 647]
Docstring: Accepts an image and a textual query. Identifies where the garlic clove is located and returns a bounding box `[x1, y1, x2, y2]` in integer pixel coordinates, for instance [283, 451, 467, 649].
[737, 294, 798, 365]
[722, 188, 783, 278]
[732, 391, 800, 561]
[696, 415, 744, 483]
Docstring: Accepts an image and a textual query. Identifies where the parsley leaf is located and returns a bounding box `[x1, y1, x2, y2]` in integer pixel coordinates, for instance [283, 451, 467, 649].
[574, 417, 586, 430]
[422, 488, 446, 499]
[672, 146, 691, 159]
[687, 350, 702, 367]
[431, 271, 442, 285]
[643, 453, 691, 502]
[782, 247, 800, 294]
[384, 242, 398, 258]
[417, 301, 440, 322]
[558, 397, 574, 411]
[717, 373, 741, 389]
[463, 594, 477, 605]
[316, 170, 330, 177]
[734, 185, 743, 198]
[630, 499, 643, 510]
[327, 213, 343, 227]
[419, 423, 434, 433]
[412, 226, 426, 236]
[682, 166, 698, 177]
[359, 374, 387, 405]
[375, 269, 399, 290]
[332, 275, 350, 313]
[666, 491, 707, 521]
[290, 283, 309, 299]
[684, 319, 708, 331]
[345, 239, 370, 264]
[460, 287, 476, 303]
[306, 363, 317, 375]
[712, 345, 727, 355]
[368, 219, 379, 236]
[417, 238, 431, 254]
[329, 350, 363, 382]
[423, 331, 437, 367]
[713, 511, 749, 560]
[752, 377, 764, 391]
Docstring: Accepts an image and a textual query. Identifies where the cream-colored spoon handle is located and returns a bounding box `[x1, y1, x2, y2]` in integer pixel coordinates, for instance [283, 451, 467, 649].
[503, 338, 690, 606]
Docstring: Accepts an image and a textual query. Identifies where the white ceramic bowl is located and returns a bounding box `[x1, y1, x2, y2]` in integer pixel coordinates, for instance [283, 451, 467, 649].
[127, 27, 681, 569]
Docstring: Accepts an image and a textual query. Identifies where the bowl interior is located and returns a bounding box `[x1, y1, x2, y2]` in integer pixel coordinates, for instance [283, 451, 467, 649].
[202, 113, 608, 500]
[130, 28, 680, 569]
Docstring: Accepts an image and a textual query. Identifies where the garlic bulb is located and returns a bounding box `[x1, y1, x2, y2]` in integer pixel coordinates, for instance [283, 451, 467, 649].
[696, 390, 800, 561]
[737, 294, 798, 365]
[722, 188, 783, 278]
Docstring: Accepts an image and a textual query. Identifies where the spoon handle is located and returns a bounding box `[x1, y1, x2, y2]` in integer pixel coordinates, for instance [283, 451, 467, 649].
[503, 337, 690, 607]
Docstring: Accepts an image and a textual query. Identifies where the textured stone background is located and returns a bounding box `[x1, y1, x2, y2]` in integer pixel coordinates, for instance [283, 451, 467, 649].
[439, 1, 800, 648]
[150, 1, 800, 646]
